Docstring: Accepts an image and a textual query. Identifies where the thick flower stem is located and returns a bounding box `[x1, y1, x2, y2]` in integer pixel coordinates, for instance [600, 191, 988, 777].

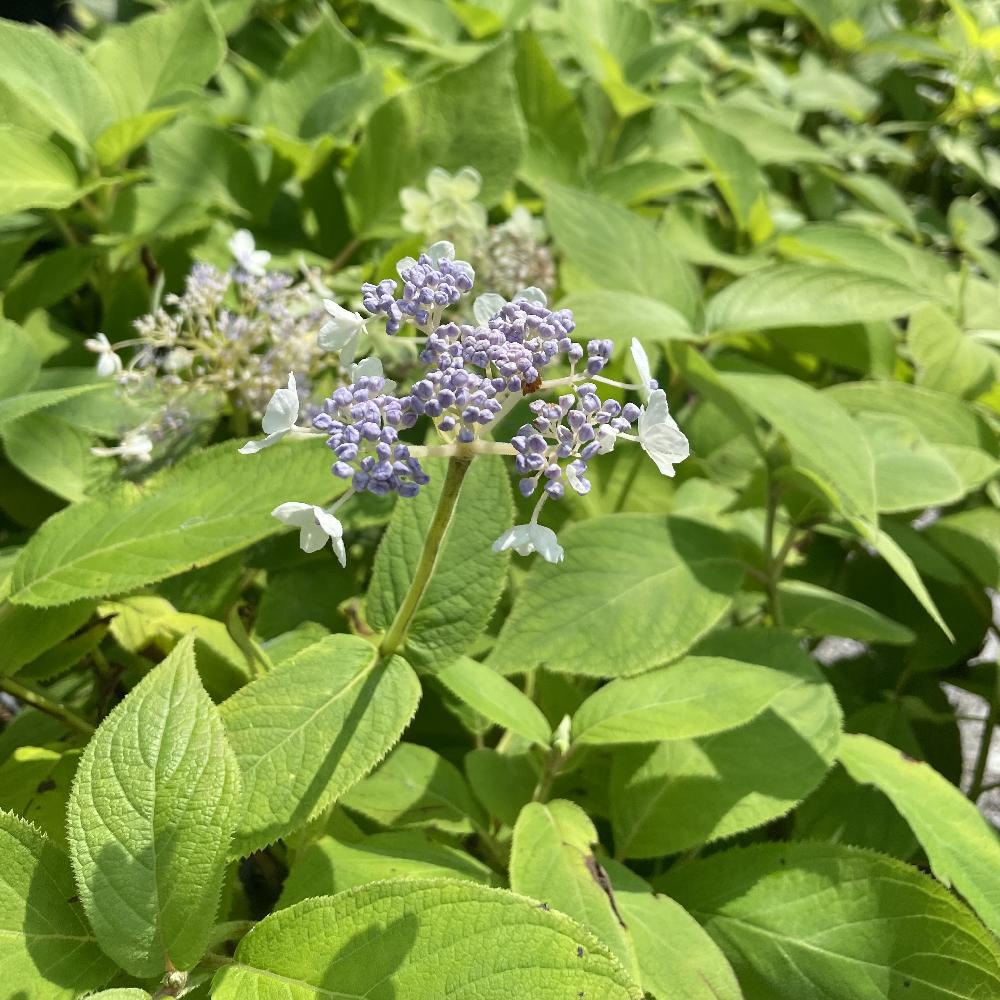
[379, 455, 473, 658]
[0, 675, 94, 737]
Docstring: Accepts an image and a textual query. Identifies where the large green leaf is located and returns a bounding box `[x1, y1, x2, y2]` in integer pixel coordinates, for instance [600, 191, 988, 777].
[366, 456, 512, 671]
[706, 264, 929, 332]
[720, 371, 877, 524]
[67, 636, 241, 977]
[545, 183, 701, 322]
[346, 44, 526, 235]
[220, 634, 421, 856]
[610, 630, 841, 857]
[437, 656, 551, 746]
[604, 859, 744, 1000]
[212, 879, 642, 998]
[840, 733, 1000, 938]
[8, 439, 338, 608]
[491, 515, 743, 678]
[0, 20, 114, 149]
[278, 830, 495, 907]
[660, 842, 1000, 999]
[511, 800, 638, 980]
[0, 810, 117, 999]
[0, 127, 81, 216]
[89, 0, 227, 119]
[572, 654, 802, 745]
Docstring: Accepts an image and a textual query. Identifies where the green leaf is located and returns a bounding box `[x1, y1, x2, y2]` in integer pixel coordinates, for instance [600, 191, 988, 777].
[465, 747, 537, 826]
[213, 879, 642, 998]
[720, 371, 877, 524]
[278, 830, 495, 907]
[857, 411, 967, 513]
[490, 515, 742, 678]
[603, 859, 744, 1000]
[610, 630, 841, 858]
[67, 636, 241, 977]
[2, 412, 112, 502]
[778, 580, 915, 644]
[93, 106, 182, 167]
[513, 31, 589, 188]
[660, 842, 1000, 1000]
[366, 456, 513, 671]
[252, 8, 361, 136]
[0, 746, 80, 847]
[839, 732, 1000, 938]
[0, 597, 96, 679]
[0, 810, 117, 999]
[89, 0, 227, 119]
[572, 654, 804, 745]
[927, 508, 1000, 589]
[8, 439, 339, 608]
[510, 800, 639, 981]
[852, 521, 954, 641]
[909, 305, 999, 399]
[0, 319, 40, 398]
[707, 264, 929, 332]
[0, 382, 110, 432]
[0, 127, 81, 215]
[438, 656, 551, 745]
[341, 742, 487, 834]
[545, 183, 701, 323]
[684, 114, 771, 238]
[346, 43, 526, 236]
[561, 290, 697, 345]
[220, 634, 420, 856]
[0, 20, 114, 148]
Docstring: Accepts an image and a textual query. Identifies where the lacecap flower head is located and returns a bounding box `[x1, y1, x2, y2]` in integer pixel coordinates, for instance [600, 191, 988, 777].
[246, 243, 689, 564]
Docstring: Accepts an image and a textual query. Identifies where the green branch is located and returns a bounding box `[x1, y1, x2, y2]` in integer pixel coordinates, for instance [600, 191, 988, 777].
[0, 675, 94, 738]
[378, 455, 473, 658]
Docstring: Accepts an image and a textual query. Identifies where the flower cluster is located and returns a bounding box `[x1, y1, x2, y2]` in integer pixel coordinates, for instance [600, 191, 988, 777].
[86, 231, 330, 462]
[243, 240, 689, 566]
[399, 167, 556, 300]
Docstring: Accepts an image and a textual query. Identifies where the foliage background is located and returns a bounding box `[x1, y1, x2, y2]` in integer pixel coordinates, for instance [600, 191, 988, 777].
[1, 0, 1000, 998]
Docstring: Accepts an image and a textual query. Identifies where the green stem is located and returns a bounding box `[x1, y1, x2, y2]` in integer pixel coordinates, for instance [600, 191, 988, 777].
[968, 697, 997, 803]
[763, 472, 785, 628]
[0, 675, 94, 737]
[378, 456, 472, 658]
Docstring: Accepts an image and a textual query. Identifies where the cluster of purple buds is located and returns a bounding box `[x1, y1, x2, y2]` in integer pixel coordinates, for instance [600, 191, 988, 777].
[408, 360, 505, 443]
[312, 375, 429, 498]
[512, 383, 640, 500]
[361, 247, 475, 334]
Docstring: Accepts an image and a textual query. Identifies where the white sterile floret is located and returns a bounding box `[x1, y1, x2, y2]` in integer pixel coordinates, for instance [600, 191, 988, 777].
[638, 388, 690, 476]
[271, 502, 346, 565]
[239, 373, 299, 454]
[630, 338, 655, 401]
[319, 299, 368, 363]
[350, 356, 396, 394]
[595, 424, 618, 454]
[91, 429, 153, 463]
[228, 229, 270, 276]
[473, 293, 506, 326]
[84, 333, 122, 378]
[492, 523, 564, 563]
